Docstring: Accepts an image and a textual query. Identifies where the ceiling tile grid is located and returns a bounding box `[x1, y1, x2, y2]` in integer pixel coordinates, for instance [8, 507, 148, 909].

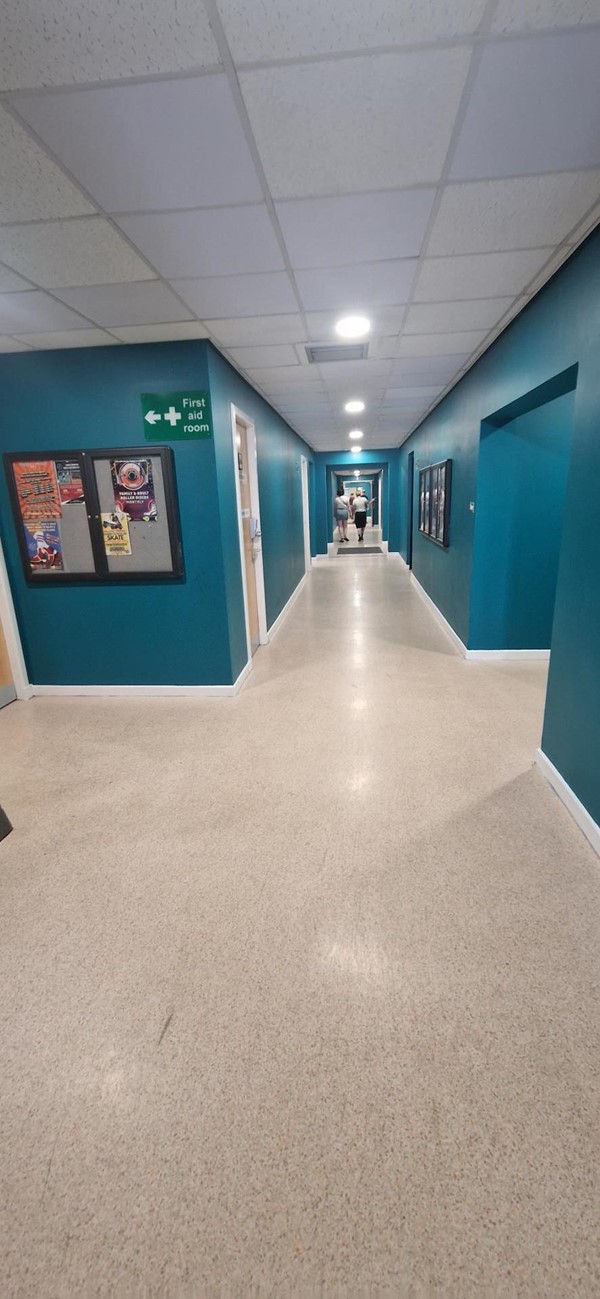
[0, 0, 598, 450]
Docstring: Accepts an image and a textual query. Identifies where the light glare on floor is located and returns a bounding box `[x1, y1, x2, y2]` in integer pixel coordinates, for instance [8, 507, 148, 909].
[335, 315, 370, 339]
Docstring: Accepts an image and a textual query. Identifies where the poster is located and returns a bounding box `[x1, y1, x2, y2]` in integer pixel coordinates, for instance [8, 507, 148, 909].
[14, 460, 61, 521]
[101, 511, 132, 556]
[23, 521, 63, 570]
[56, 459, 85, 505]
[111, 459, 157, 522]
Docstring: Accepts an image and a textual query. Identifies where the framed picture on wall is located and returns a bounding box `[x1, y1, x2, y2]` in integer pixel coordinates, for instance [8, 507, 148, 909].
[4, 446, 184, 584]
[418, 459, 452, 548]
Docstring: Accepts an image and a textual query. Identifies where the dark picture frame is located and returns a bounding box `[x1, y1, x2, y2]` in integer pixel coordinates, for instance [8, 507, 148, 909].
[418, 459, 452, 548]
[4, 446, 183, 585]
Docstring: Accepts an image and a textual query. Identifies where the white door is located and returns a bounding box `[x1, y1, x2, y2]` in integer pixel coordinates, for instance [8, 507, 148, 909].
[300, 457, 311, 573]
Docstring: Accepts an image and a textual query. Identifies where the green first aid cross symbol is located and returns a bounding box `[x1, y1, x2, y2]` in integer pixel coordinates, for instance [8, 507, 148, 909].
[142, 391, 213, 440]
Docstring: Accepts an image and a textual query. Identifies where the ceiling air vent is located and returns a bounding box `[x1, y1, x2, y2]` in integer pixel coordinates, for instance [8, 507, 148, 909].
[305, 342, 369, 364]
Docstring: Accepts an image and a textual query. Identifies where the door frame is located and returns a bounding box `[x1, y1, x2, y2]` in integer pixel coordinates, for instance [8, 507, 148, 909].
[230, 403, 268, 660]
[406, 451, 415, 569]
[300, 456, 311, 573]
[0, 533, 30, 700]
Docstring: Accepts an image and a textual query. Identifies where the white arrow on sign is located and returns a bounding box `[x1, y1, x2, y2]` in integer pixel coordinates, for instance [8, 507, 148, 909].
[145, 410, 162, 425]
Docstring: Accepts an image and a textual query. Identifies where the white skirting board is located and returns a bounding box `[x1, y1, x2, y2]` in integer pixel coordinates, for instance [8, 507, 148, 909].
[410, 575, 550, 661]
[29, 660, 253, 699]
[266, 573, 306, 641]
[410, 575, 467, 656]
[536, 748, 600, 859]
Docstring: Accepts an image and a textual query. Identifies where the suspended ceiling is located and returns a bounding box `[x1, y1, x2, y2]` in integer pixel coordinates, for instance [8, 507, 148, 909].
[0, 0, 599, 450]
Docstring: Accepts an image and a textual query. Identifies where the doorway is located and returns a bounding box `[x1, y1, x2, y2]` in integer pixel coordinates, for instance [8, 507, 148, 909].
[300, 456, 311, 574]
[406, 451, 415, 569]
[231, 406, 268, 661]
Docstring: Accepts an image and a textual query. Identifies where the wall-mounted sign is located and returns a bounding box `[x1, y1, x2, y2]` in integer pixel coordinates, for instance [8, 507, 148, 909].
[142, 391, 213, 441]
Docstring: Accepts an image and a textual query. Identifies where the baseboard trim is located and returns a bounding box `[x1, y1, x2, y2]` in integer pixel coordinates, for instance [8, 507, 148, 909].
[536, 748, 600, 859]
[466, 648, 550, 661]
[410, 575, 467, 657]
[267, 573, 306, 641]
[30, 660, 252, 698]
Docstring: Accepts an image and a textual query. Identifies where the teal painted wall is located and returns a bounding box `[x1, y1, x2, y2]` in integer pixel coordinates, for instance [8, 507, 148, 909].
[207, 345, 314, 642]
[399, 227, 600, 826]
[470, 390, 574, 649]
[0, 339, 313, 687]
[0, 341, 233, 686]
[316, 449, 400, 553]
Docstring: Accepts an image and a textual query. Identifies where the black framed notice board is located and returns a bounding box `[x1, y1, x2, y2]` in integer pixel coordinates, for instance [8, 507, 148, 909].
[4, 447, 183, 584]
[418, 459, 452, 548]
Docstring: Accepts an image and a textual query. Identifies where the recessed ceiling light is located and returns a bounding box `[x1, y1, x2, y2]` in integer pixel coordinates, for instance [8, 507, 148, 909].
[353, 470, 360, 477]
[348, 429, 363, 440]
[351, 446, 361, 455]
[344, 399, 365, 414]
[335, 315, 370, 339]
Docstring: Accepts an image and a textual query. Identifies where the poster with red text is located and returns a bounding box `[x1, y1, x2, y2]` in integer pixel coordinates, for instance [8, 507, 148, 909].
[23, 521, 63, 571]
[56, 459, 85, 505]
[14, 461, 61, 521]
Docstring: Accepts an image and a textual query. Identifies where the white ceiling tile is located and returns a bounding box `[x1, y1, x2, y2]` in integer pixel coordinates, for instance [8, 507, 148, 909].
[13, 329, 118, 349]
[564, 200, 600, 245]
[0, 217, 155, 288]
[248, 368, 323, 390]
[0, 0, 220, 90]
[219, 0, 487, 60]
[413, 249, 555, 301]
[52, 281, 193, 326]
[296, 260, 417, 311]
[389, 354, 470, 377]
[240, 48, 471, 198]
[116, 206, 284, 279]
[277, 399, 332, 412]
[228, 344, 300, 368]
[0, 105, 94, 222]
[405, 297, 513, 333]
[0, 264, 31, 293]
[206, 314, 307, 346]
[428, 172, 600, 254]
[276, 189, 435, 268]
[492, 0, 600, 33]
[383, 387, 444, 401]
[317, 360, 391, 381]
[172, 272, 297, 318]
[12, 75, 262, 211]
[110, 322, 210, 343]
[451, 32, 600, 181]
[0, 290, 91, 333]
[0, 335, 33, 352]
[369, 336, 403, 360]
[396, 331, 488, 356]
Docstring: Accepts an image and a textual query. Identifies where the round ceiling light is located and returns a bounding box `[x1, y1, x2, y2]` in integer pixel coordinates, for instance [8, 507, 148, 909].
[353, 470, 361, 477]
[335, 315, 370, 339]
[351, 445, 362, 455]
[348, 429, 363, 440]
[344, 399, 365, 414]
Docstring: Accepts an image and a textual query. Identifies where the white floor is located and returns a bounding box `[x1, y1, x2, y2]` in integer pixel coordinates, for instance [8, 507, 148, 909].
[0, 555, 599, 1297]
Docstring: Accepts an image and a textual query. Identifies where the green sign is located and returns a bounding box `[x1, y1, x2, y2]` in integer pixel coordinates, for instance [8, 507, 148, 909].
[142, 390, 213, 440]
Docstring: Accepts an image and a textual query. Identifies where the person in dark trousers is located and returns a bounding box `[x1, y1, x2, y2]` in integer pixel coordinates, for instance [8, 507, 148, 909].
[353, 489, 374, 541]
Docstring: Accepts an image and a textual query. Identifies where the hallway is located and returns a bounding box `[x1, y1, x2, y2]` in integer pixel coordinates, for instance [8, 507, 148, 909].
[0, 557, 598, 1296]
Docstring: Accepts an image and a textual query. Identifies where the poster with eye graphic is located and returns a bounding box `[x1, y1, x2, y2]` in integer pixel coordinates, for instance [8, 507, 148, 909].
[111, 459, 157, 522]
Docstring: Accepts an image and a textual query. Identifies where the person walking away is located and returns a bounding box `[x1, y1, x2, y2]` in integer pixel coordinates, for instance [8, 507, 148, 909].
[333, 488, 350, 542]
[353, 489, 374, 541]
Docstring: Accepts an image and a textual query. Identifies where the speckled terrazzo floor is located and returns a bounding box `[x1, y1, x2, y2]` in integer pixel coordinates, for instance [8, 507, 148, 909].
[0, 556, 599, 1298]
